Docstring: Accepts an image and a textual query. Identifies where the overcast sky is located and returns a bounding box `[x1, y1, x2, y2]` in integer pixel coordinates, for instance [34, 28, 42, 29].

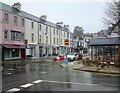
[1, 0, 111, 33]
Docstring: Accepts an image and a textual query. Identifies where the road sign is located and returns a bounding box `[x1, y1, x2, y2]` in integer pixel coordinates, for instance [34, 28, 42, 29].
[24, 39, 28, 45]
[64, 39, 69, 46]
[24, 44, 28, 49]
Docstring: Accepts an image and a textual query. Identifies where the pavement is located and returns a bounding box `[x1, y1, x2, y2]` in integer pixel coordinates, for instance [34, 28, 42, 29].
[60, 60, 120, 75]
[1, 57, 120, 75]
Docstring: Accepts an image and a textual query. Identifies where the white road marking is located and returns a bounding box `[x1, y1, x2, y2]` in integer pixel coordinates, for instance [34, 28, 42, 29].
[42, 80, 98, 86]
[33, 80, 43, 84]
[17, 67, 22, 69]
[20, 83, 34, 88]
[5, 73, 11, 75]
[7, 69, 14, 71]
[7, 88, 20, 92]
[40, 72, 46, 74]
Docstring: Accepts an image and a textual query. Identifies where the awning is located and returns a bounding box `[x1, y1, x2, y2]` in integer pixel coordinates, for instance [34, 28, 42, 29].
[3, 45, 24, 49]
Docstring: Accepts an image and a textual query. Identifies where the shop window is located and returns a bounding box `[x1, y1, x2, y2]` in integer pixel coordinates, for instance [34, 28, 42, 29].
[11, 49, 19, 57]
[4, 48, 10, 58]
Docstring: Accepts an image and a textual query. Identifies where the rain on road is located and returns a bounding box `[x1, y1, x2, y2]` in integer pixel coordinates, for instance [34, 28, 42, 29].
[2, 61, 120, 92]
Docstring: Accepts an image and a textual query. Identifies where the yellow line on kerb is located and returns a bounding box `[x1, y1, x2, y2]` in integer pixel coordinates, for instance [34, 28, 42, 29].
[73, 69, 120, 77]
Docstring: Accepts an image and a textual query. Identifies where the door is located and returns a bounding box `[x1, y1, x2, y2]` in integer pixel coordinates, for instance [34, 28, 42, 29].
[21, 49, 26, 60]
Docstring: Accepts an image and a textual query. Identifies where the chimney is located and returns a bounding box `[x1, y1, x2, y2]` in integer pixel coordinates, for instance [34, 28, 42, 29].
[64, 25, 69, 29]
[56, 22, 63, 27]
[12, 2, 21, 11]
[40, 15, 47, 22]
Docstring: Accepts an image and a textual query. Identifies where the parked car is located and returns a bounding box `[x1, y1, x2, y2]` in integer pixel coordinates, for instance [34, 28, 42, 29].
[67, 53, 79, 61]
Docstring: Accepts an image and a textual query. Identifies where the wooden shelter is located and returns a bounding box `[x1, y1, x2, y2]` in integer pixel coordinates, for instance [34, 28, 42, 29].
[89, 37, 120, 65]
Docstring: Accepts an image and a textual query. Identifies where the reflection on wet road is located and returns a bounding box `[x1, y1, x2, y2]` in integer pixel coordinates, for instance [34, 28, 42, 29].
[2, 62, 120, 92]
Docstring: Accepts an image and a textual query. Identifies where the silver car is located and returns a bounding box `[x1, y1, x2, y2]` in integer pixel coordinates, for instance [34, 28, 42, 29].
[67, 53, 79, 61]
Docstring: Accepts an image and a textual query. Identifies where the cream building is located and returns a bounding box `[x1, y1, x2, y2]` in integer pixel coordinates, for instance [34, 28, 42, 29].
[23, 12, 39, 58]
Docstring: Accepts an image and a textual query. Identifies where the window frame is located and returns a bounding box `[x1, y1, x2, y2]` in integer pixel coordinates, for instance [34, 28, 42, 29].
[53, 38, 55, 44]
[4, 13, 9, 23]
[21, 18, 25, 27]
[4, 30, 8, 39]
[31, 33, 34, 42]
[53, 29, 55, 35]
[14, 16, 18, 26]
[31, 22, 34, 29]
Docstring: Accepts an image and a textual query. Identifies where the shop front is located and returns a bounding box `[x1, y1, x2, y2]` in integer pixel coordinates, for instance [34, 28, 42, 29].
[38, 43, 51, 58]
[51, 45, 60, 56]
[26, 43, 37, 57]
[2, 44, 25, 60]
[59, 46, 66, 56]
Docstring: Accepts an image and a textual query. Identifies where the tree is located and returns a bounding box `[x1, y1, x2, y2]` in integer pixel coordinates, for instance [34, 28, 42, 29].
[73, 26, 84, 40]
[103, 0, 120, 34]
[83, 33, 93, 37]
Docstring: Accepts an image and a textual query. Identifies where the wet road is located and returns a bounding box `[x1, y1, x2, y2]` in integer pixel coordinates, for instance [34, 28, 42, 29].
[2, 61, 120, 92]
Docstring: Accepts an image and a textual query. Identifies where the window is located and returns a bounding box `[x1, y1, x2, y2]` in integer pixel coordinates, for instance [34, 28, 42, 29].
[21, 33, 24, 41]
[57, 38, 59, 44]
[61, 39, 62, 45]
[11, 49, 19, 57]
[67, 32, 69, 38]
[53, 29, 55, 34]
[4, 30, 8, 39]
[46, 27, 48, 33]
[39, 35, 41, 42]
[21, 18, 24, 27]
[46, 36, 48, 43]
[4, 13, 9, 23]
[64, 32, 66, 37]
[70, 33, 72, 38]
[53, 38, 55, 44]
[14, 16, 17, 26]
[31, 33, 34, 42]
[57, 30, 58, 35]
[11, 31, 24, 41]
[61, 31, 62, 36]
[40, 25, 41, 31]
[31, 22, 34, 29]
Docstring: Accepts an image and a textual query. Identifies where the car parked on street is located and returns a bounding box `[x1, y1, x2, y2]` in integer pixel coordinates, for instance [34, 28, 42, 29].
[67, 53, 79, 61]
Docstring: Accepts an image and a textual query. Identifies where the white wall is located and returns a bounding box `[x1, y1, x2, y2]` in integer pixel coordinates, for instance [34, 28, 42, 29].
[25, 19, 38, 57]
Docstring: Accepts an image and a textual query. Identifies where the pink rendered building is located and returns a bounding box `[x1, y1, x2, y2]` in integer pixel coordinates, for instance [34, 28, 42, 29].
[0, 2, 26, 60]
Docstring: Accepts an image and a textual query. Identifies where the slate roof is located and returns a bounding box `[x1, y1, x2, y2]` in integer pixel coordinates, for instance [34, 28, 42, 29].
[0, 2, 70, 32]
[89, 37, 120, 46]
